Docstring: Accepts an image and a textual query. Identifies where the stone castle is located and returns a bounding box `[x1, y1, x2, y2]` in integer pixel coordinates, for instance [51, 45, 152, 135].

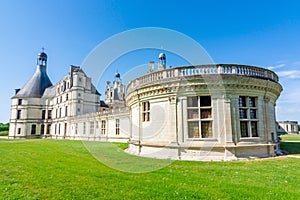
[9, 51, 283, 161]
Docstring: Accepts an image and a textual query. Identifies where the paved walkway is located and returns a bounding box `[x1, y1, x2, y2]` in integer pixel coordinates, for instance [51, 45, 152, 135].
[287, 155, 300, 158]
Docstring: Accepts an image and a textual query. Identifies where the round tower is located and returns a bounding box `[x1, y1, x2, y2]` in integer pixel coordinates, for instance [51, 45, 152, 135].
[158, 52, 166, 70]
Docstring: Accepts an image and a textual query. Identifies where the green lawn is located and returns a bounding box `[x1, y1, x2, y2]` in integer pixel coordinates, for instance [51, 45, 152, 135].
[1, 139, 300, 199]
[280, 134, 300, 141]
[0, 131, 8, 136]
[280, 134, 300, 155]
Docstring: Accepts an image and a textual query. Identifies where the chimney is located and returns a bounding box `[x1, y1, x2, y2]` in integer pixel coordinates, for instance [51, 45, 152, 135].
[15, 89, 21, 95]
[149, 61, 155, 73]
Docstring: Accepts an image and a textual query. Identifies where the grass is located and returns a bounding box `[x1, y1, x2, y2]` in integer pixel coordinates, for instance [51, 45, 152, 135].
[280, 134, 300, 155]
[0, 131, 8, 136]
[280, 134, 300, 141]
[0, 139, 300, 199]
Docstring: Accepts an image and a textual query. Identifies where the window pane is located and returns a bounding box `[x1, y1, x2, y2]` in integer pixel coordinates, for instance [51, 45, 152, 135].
[251, 122, 258, 137]
[249, 97, 256, 107]
[201, 109, 211, 119]
[188, 121, 199, 138]
[239, 96, 246, 107]
[200, 96, 211, 107]
[201, 121, 212, 138]
[239, 109, 247, 119]
[187, 96, 198, 107]
[240, 122, 248, 137]
[250, 109, 256, 119]
[188, 109, 199, 119]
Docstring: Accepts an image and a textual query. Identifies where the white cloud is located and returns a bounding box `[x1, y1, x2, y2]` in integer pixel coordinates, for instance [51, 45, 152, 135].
[277, 70, 300, 79]
[268, 63, 286, 70]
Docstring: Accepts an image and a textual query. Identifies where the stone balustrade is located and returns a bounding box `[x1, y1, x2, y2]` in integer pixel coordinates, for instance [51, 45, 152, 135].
[127, 64, 279, 94]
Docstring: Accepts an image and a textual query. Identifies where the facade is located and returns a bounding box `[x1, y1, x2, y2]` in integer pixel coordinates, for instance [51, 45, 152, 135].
[277, 121, 299, 134]
[9, 51, 283, 161]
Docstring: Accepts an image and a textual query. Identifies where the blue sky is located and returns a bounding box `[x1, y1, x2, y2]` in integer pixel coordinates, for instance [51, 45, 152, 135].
[0, 0, 300, 123]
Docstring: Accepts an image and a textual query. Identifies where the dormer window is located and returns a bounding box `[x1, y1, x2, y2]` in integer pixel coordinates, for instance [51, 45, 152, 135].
[18, 99, 22, 105]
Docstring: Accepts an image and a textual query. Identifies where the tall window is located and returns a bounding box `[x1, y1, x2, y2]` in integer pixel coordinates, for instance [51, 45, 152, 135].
[239, 96, 258, 137]
[101, 120, 106, 135]
[18, 99, 22, 105]
[142, 101, 150, 122]
[90, 122, 94, 134]
[17, 128, 21, 135]
[116, 119, 120, 135]
[187, 96, 212, 138]
[17, 110, 21, 119]
[48, 110, 52, 119]
[41, 124, 45, 135]
[42, 110, 46, 119]
[31, 124, 36, 135]
[47, 125, 51, 135]
[65, 106, 68, 117]
[83, 122, 86, 134]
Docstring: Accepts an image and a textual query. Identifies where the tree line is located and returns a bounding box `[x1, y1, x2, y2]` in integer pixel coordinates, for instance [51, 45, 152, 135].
[0, 123, 9, 132]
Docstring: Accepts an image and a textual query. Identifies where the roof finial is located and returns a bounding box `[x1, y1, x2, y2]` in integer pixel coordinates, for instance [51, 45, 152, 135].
[41, 47, 45, 52]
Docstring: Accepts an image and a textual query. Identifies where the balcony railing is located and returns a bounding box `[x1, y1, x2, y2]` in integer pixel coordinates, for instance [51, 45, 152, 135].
[126, 64, 278, 94]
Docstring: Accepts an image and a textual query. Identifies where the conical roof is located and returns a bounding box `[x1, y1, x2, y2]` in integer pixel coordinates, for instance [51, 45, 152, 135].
[14, 56, 52, 98]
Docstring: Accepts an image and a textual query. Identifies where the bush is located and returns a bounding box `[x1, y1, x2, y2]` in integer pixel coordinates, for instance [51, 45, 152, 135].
[0, 123, 9, 132]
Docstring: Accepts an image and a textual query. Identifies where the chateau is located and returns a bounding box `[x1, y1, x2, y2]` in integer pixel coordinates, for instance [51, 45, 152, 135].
[9, 51, 283, 161]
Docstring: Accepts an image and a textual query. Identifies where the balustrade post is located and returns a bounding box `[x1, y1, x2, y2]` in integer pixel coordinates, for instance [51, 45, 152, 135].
[218, 65, 222, 74]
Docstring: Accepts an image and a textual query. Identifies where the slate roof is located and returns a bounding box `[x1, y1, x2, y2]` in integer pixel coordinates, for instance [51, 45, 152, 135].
[14, 65, 52, 98]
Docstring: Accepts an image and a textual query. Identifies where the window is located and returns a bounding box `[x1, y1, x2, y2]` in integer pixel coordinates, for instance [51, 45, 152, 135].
[58, 124, 61, 135]
[66, 94, 69, 101]
[75, 124, 78, 135]
[42, 110, 46, 119]
[18, 99, 22, 105]
[60, 96, 62, 103]
[17, 110, 21, 119]
[31, 124, 36, 135]
[116, 119, 120, 135]
[101, 120, 106, 135]
[41, 124, 45, 135]
[46, 125, 51, 135]
[239, 96, 258, 138]
[64, 123, 67, 135]
[142, 101, 150, 122]
[17, 128, 21, 135]
[59, 108, 62, 118]
[90, 122, 94, 134]
[187, 96, 212, 138]
[65, 106, 68, 117]
[83, 122, 86, 134]
[48, 110, 52, 119]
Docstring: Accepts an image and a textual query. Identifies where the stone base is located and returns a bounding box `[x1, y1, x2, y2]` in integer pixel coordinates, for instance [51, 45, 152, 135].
[127, 142, 276, 161]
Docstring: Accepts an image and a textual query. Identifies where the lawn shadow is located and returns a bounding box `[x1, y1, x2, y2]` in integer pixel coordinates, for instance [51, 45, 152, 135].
[280, 141, 300, 154]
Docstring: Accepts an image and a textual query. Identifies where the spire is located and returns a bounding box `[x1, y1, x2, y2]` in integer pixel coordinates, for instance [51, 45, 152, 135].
[14, 50, 52, 98]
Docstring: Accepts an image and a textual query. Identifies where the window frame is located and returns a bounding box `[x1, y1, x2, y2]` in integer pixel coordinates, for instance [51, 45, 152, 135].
[101, 120, 106, 135]
[116, 119, 120, 135]
[142, 101, 150, 122]
[238, 96, 259, 138]
[187, 96, 213, 139]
